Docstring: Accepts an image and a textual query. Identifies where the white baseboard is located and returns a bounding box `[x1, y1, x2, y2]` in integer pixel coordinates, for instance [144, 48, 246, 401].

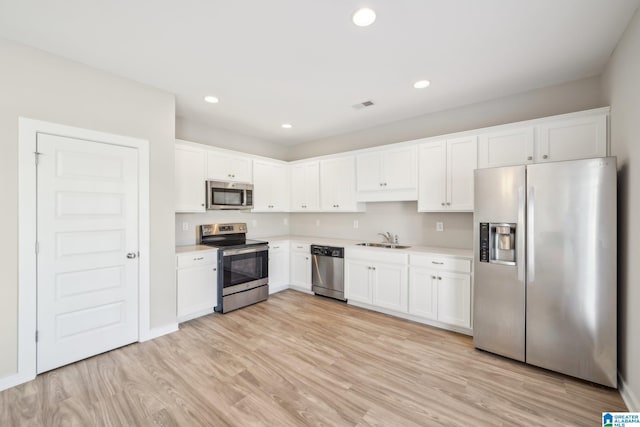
[288, 286, 314, 295]
[619, 374, 640, 412]
[177, 308, 215, 323]
[269, 284, 289, 295]
[140, 323, 179, 342]
[0, 370, 35, 393]
[348, 300, 473, 336]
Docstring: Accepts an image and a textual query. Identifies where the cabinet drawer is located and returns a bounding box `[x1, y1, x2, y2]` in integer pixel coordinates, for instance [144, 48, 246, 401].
[409, 254, 471, 273]
[346, 248, 408, 265]
[290, 242, 310, 253]
[177, 251, 217, 268]
[269, 240, 289, 252]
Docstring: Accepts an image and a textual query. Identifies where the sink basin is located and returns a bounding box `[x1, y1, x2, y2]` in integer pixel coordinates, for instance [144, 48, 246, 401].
[356, 242, 411, 249]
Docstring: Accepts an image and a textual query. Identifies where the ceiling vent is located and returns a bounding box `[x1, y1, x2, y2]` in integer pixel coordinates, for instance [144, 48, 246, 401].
[352, 100, 375, 110]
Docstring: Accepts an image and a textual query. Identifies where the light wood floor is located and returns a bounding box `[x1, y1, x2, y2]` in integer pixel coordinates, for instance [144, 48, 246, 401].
[0, 290, 626, 426]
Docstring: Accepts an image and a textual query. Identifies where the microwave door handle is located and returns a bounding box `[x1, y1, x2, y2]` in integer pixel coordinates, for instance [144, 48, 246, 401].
[242, 189, 247, 206]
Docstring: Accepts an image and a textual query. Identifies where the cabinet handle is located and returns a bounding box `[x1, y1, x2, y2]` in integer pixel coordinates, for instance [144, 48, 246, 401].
[441, 202, 445, 206]
[431, 275, 436, 279]
[305, 257, 309, 260]
[201, 203, 205, 207]
[213, 268, 217, 271]
[367, 266, 372, 270]
[438, 276, 442, 280]
[542, 155, 548, 160]
[383, 183, 387, 186]
[372, 267, 376, 271]
[432, 261, 444, 265]
[379, 183, 383, 187]
[193, 257, 204, 261]
[446, 202, 451, 206]
[273, 246, 280, 249]
[527, 156, 533, 161]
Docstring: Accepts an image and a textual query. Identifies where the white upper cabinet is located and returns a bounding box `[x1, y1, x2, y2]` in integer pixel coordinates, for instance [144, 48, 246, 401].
[207, 150, 252, 183]
[536, 114, 607, 163]
[175, 144, 207, 212]
[478, 127, 535, 168]
[477, 109, 609, 169]
[252, 160, 289, 212]
[356, 146, 418, 201]
[418, 136, 477, 212]
[320, 156, 365, 212]
[290, 161, 320, 211]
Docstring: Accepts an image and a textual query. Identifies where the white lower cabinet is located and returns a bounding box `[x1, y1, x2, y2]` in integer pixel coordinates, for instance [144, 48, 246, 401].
[290, 242, 312, 292]
[176, 250, 218, 322]
[268, 240, 289, 294]
[408, 267, 438, 320]
[409, 254, 472, 330]
[345, 249, 408, 313]
[436, 271, 471, 328]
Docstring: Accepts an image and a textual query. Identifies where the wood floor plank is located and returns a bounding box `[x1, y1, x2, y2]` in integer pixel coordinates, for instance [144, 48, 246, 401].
[0, 290, 627, 426]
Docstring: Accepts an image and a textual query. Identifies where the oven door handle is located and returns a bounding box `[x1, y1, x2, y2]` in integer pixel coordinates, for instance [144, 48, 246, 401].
[223, 245, 269, 256]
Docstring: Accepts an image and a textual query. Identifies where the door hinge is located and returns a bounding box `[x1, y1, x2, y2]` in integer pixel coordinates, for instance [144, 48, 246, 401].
[34, 151, 42, 166]
[35, 241, 39, 254]
[35, 330, 39, 342]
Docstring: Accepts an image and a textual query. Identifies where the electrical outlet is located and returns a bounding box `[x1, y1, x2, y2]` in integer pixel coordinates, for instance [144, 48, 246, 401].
[353, 220, 359, 229]
[436, 222, 444, 232]
[252, 219, 258, 227]
[182, 222, 189, 232]
[283, 217, 288, 226]
[315, 219, 320, 227]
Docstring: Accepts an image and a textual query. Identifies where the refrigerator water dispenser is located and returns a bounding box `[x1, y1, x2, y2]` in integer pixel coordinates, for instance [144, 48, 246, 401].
[479, 222, 516, 265]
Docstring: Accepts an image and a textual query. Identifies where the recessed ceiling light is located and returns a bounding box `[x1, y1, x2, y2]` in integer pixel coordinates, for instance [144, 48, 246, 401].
[281, 123, 293, 129]
[413, 80, 431, 89]
[352, 8, 376, 27]
[204, 95, 219, 104]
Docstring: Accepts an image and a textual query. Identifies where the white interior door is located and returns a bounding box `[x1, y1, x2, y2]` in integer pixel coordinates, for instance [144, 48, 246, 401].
[36, 133, 139, 373]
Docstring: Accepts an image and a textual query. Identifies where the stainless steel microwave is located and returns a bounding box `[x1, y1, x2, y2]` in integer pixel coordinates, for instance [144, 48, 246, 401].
[206, 181, 253, 210]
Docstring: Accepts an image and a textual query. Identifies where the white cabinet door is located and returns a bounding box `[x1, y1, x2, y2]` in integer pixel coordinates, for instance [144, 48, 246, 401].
[320, 156, 361, 211]
[290, 251, 311, 291]
[382, 146, 417, 191]
[356, 152, 382, 191]
[478, 127, 535, 168]
[290, 161, 320, 211]
[408, 267, 438, 320]
[177, 264, 217, 319]
[536, 114, 607, 163]
[447, 136, 477, 211]
[175, 145, 206, 212]
[371, 262, 408, 313]
[268, 243, 289, 293]
[345, 259, 372, 304]
[207, 151, 252, 182]
[418, 141, 446, 211]
[252, 160, 289, 211]
[436, 271, 471, 328]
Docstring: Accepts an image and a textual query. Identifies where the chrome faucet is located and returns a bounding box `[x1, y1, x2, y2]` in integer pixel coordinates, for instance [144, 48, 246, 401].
[378, 232, 394, 244]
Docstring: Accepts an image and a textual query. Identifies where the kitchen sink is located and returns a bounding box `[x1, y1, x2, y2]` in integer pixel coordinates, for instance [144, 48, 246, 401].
[356, 242, 411, 249]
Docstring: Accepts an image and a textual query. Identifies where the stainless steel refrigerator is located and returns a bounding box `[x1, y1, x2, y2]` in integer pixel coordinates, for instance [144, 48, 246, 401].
[473, 157, 617, 388]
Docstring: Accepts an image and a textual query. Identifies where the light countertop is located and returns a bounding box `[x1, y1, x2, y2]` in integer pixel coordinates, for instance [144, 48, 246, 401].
[175, 244, 218, 254]
[256, 235, 473, 259]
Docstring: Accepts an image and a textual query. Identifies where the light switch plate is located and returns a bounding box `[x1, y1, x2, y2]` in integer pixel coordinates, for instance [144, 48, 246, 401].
[436, 222, 444, 232]
[182, 222, 189, 232]
[315, 219, 320, 227]
[353, 220, 359, 229]
[252, 219, 258, 227]
[283, 217, 288, 226]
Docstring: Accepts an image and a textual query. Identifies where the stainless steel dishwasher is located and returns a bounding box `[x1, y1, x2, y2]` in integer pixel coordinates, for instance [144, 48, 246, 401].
[311, 245, 345, 301]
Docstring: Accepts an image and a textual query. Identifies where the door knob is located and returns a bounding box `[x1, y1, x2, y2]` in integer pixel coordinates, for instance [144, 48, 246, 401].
[127, 252, 137, 259]
[527, 156, 533, 161]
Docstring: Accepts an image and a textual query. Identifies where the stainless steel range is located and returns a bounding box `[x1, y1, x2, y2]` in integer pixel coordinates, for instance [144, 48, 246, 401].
[200, 223, 269, 313]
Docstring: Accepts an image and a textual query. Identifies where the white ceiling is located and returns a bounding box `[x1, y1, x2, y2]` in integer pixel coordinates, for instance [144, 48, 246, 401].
[0, 1, 638, 145]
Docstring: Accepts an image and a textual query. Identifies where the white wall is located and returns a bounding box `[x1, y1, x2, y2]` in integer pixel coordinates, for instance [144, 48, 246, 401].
[0, 38, 177, 378]
[176, 116, 289, 160]
[289, 203, 473, 248]
[288, 76, 604, 160]
[602, 7, 640, 410]
[176, 211, 290, 246]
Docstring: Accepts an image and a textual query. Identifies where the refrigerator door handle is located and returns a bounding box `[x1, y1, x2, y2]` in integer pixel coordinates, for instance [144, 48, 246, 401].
[517, 185, 526, 282]
[527, 186, 535, 283]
